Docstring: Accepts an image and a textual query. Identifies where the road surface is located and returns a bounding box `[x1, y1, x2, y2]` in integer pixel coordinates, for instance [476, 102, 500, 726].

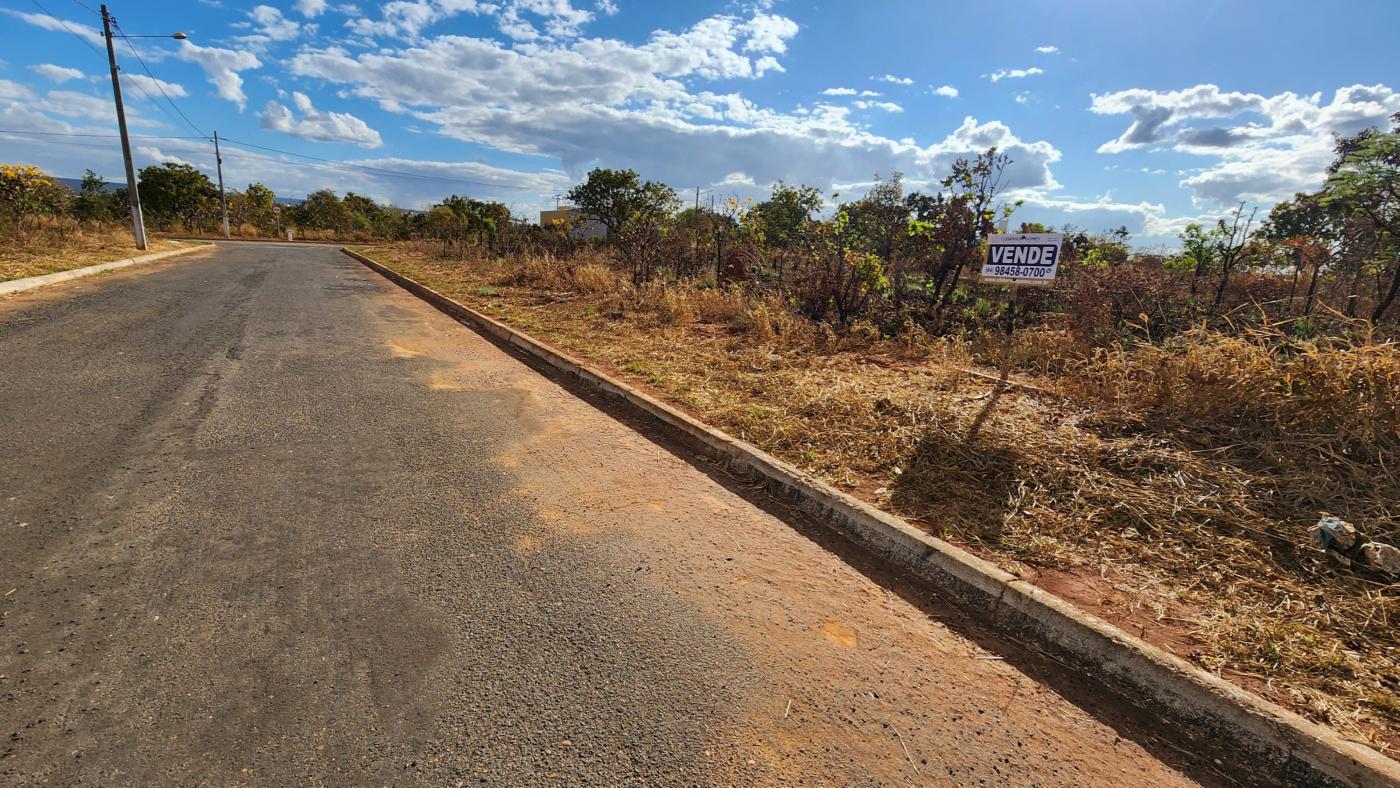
[1, 242, 1220, 784]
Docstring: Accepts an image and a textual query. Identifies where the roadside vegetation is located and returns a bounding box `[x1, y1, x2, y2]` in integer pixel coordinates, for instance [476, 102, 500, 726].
[357, 116, 1399, 748]
[6, 116, 1397, 745]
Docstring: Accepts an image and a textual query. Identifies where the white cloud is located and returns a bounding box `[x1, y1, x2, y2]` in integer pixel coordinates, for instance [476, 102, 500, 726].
[874, 74, 913, 86]
[177, 41, 262, 111]
[2, 9, 106, 48]
[854, 100, 902, 113]
[248, 4, 303, 41]
[738, 12, 798, 53]
[124, 74, 189, 98]
[821, 87, 856, 96]
[288, 18, 1062, 198]
[1035, 45, 1060, 54]
[596, 0, 618, 15]
[30, 64, 84, 84]
[0, 79, 37, 102]
[932, 84, 958, 98]
[1091, 82, 1400, 206]
[259, 91, 384, 147]
[346, 0, 603, 42]
[296, 0, 329, 16]
[989, 67, 1043, 82]
[45, 89, 162, 128]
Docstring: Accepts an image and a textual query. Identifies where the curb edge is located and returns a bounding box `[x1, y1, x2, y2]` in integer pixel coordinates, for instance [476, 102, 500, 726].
[0, 243, 211, 296]
[345, 246, 1400, 788]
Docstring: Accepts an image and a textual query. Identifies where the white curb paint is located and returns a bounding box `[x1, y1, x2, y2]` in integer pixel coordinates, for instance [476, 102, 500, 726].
[0, 243, 208, 296]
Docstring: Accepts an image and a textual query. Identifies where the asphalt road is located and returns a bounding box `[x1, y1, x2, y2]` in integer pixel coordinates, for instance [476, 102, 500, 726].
[1, 242, 1219, 785]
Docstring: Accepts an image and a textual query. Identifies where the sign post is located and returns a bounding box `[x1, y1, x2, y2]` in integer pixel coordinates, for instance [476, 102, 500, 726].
[966, 232, 1064, 443]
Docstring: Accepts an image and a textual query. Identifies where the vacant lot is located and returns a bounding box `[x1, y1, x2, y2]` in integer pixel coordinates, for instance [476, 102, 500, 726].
[0, 222, 180, 282]
[358, 243, 1400, 751]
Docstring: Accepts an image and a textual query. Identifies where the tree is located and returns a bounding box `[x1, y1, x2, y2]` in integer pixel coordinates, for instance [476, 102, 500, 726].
[1323, 114, 1400, 322]
[239, 182, 278, 234]
[72, 169, 112, 223]
[904, 148, 1017, 312]
[748, 181, 822, 250]
[795, 210, 889, 324]
[438, 195, 509, 249]
[1178, 223, 1216, 297]
[1259, 191, 1340, 314]
[567, 168, 678, 282]
[0, 164, 63, 236]
[293, 189, 354, 233]
[1211, 202, 1258, 308]
[139, 163, 216, 231]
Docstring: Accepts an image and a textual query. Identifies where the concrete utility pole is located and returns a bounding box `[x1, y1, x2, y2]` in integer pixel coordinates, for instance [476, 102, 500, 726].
[101, 4, 146, 250]
[214, 131, 230, 238]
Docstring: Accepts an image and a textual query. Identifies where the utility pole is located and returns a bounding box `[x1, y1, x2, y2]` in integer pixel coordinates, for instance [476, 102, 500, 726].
[213, 131, 230, 238]
[101, 4, 146, 250]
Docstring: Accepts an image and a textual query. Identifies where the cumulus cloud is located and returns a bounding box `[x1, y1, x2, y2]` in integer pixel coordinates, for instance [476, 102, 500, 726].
[260, 91, 384, 147]
[346, 0, 604, 42]
[124, 74, 189, 98]
[0, 79, 37, 102]
[2, 9, 105, 48]
[235, 4, 306, 47]
[854, 100, 902, 113]
[30, 64, 84, 84]
[45, 89, 162, 128]
[821, 87, 856, 96]
[1035, 45, 1060, 54]
[989, 67, 1043, 82]
[932, 84, 958, 98]
[738, 13, 798, 53]
[295, 0, 329, 16]
[875, 74, 913, 85]
[1091, 82, 1400, 206]
[288, 16, 1061, 198]
[177, 41, 262, 111]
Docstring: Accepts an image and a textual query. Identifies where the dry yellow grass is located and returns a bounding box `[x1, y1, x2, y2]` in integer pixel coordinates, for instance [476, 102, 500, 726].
[361, 243, 1400, 749]
[1, 220, 181, 282]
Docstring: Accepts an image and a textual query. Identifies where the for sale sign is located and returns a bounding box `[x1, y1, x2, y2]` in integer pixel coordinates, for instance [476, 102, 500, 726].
[980, 233, 1063, 287]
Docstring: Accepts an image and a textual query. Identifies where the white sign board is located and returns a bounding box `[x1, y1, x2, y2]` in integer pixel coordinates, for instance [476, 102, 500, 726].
[980, 233, 1063, 287]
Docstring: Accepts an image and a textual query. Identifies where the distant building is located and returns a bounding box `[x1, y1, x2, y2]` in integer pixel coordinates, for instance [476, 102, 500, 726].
[540, 207, 606, 241]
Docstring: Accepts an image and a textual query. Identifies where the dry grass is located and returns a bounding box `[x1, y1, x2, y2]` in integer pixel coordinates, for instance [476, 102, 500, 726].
[363, 243, 1400, 749]
[0, 219, 181, 282]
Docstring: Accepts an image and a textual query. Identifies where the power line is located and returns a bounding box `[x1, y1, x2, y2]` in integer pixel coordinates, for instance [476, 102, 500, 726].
[112, 19, 209, 139]
[0, 129, 208, 140]
[27, 0, 100, 53]
[67, 0, 99, 16]
[217, 136, 553, 192]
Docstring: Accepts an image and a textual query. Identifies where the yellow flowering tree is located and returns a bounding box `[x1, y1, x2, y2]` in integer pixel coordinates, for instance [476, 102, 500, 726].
[0, 164, 60, 237]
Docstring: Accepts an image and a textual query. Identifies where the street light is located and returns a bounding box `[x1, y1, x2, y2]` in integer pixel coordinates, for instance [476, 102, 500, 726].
[100, 4, 187, 250]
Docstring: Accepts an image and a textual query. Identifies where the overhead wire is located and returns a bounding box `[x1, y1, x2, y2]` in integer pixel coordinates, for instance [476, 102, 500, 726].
[217, 136, 552, 192]
[0, 129, 208, 140]
[111, 19, 210, 139]
[27, 0, 101, 53]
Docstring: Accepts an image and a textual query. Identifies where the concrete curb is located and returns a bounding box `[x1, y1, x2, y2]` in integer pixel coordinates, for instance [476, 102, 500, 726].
[345, 247, 1400, 788]
[0, 243, 209, 296]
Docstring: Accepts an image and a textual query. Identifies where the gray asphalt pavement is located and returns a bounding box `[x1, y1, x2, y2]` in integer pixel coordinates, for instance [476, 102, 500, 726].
[0, 242, 1214, 785]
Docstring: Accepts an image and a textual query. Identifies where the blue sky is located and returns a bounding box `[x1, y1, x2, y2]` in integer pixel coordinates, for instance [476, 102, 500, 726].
[2, 0, 1397, 245]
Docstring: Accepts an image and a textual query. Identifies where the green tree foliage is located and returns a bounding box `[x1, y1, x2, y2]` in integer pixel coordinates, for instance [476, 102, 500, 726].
[138, 162, 217, 231]
[567, 168, 678, 282]
[1323, 113, 1400, 321]
[292, 189, 354, 233]
[747, 181, 822, 249]
[72, 170, 113, 223]
[904, 148, 1017, 311]
[1260, 191, 1341, 314]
